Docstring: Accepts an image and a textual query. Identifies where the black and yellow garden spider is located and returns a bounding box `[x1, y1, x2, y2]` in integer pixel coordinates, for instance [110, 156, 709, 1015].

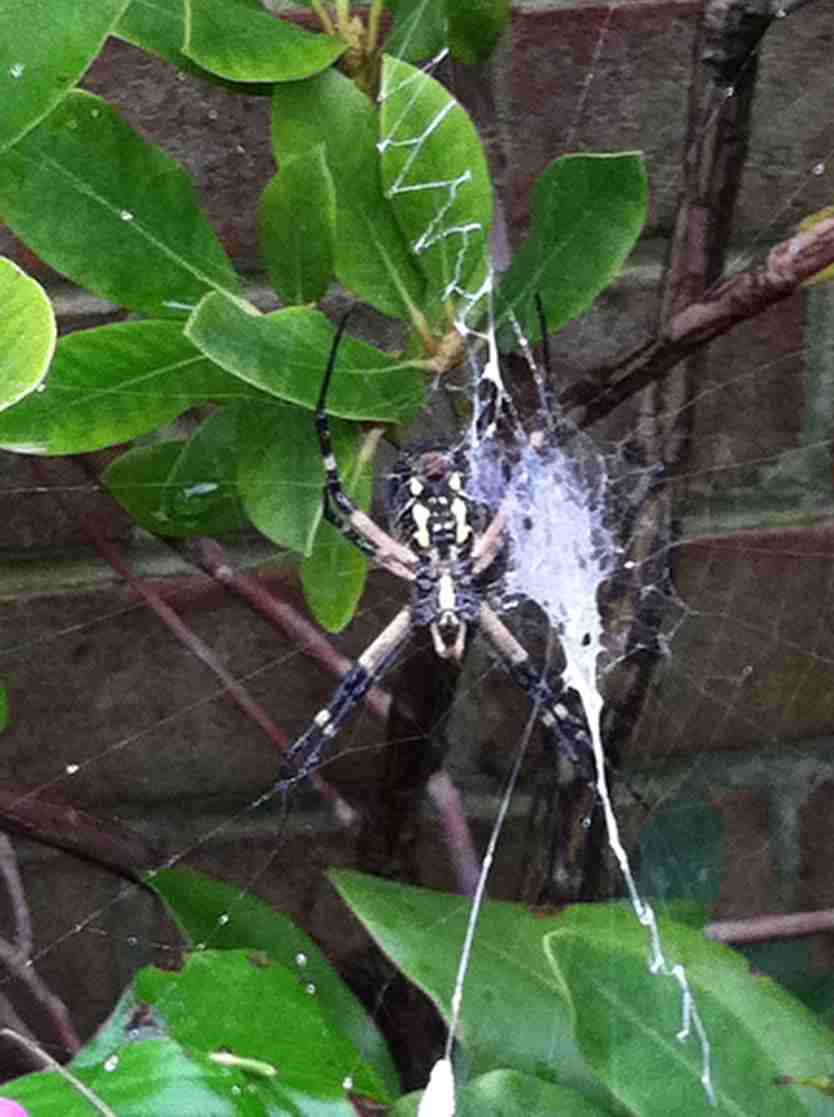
[275, 313, 595, 791]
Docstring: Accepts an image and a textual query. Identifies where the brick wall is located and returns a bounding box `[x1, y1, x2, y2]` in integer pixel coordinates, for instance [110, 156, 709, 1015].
[2, 0, 834, 1053]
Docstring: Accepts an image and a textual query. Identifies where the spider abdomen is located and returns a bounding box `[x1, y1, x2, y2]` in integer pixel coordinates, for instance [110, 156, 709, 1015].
[411, 557, 481, 661]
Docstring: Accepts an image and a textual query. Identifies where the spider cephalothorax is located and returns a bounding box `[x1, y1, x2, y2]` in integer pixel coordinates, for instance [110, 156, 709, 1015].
[386, 441, 489, 661]
[276, 314, 594, 790]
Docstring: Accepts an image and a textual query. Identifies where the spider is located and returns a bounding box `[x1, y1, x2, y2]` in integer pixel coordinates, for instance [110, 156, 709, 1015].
[275, 312, 595, 791]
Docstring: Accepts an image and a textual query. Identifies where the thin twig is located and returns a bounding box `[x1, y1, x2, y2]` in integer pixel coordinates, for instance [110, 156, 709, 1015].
[706, 908, 834, 944]
[90, 533, 355, 825]
[183, 537, 397, 726]
[0, 834, 80, 1057]
[0, 1028, 114, 1115]
[0, 937, 80, 1056]
[426, 772, 480, 897]
[0, 833, 31, 957]
[568, 216, 834, 429]
[35, 460, 356, 827]
[0, 785, 161, 879]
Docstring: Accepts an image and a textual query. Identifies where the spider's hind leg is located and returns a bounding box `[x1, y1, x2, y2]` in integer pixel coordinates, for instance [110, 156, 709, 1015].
[478, 602, 596, 779]
[274, 607, 414, 792]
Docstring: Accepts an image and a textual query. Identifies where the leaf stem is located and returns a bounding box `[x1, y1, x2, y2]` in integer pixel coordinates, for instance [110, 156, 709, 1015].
[311, 1, 335, 37]
[367, 0, 384, 54]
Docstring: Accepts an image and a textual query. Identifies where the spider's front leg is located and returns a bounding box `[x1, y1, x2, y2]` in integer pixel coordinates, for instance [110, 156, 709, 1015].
[274, 607, 414, 791]
[273, 314, 422, 794]
[478, 603, 595, 779]
[314, 313, 417, 583]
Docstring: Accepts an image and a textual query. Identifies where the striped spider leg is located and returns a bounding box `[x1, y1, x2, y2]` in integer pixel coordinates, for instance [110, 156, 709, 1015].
[275, 311, 594, 793]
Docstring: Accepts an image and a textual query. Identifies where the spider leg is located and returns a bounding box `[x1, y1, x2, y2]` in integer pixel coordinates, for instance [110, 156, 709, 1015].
[315, 312, 417, 582]
[274, 607, 414, 791]
[478, 603, 595, 776]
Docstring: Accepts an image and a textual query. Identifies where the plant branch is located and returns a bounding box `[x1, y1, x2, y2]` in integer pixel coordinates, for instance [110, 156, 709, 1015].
[706, 907, 834, 944]
[0, 936, 81, 1057]
[0, 785, 161, 879]
[36, 460, 356, 827]
[181, 538, 405, 728]
[0, 833, 32, 957]
[0, 1028, 113, 1114]
[0, 834, 80, 1057]
[567, 216, 834, 429]
[91, 533, 356, 826]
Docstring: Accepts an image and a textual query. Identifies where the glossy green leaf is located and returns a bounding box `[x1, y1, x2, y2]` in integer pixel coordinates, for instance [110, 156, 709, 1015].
[116, 0, 273, 93]
[379, 55, 492, 315]
[258, 146, 336, 305]
[0, 0, 129, 152]
[160, 405, 247, 534]
[236, 399, 357, 555]
[72, 984, 164, 1069]
[301, 435, 372, 631]
[385, 0, 448, 63]
[184, 0, 345, 82]
[0, 320, 250, 455]
[395, 1069, 612, 1117]
[146, 866, 400, 1096]
[448, 0, 510, 65]
[545, 904, 834, 1116]
[271, 68, 425, 320]
[0, 257, 55, 411]
[330, 871, 607, 1102]
[104, 434, 244, 538]
[104, 442, 195, 535]
[3, 1038, 265, 1116]
[0, 91, 241, 318]
[186, 295, 424, 422]
[496, 152, 648, 349]
[115, 0, 194, 67]
[137, 948, 391, 1108]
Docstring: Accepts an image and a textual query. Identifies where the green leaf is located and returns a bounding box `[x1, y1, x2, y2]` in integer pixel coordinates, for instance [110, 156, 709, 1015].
[0, 685, 8, 732]
[0, 91, 241, 318]
[186, 295, 424, 422]
[545, 904, 834, 1116]
[385, 0, 448, 63]
[496, 152, 648, 349]
[0, 320, 250, 455]
[104, 434, 244, 539]
[330, 871, 608, 1103]
[448, 0, 510, 65]
[236, 399, 358, 555]
[301, 434, 372, 632]
[184, 0, 345, 82]
[72, 985, 160, 1069]
[160, 405, 248, 534]
[0, 257, 55, 410]
[302, 519, 369, 634]
[116, 0, 274, 93]
[146, 866, 401, 1096]
[104, 442, 194, 535]
[271, 68, 425, 320]
[379, 55, 492, 317]
[0, 0, 130, 152]
[395, 1069, 612, 1117]
[3, 1038, 266, 1116]
[258, 146, 336, 305]
[137, 948, 391, 1108]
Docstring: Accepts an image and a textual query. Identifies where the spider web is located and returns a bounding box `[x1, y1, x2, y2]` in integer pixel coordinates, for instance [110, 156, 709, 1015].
[375, 39, 718, 1108]
[1, 1, 834, 1112]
